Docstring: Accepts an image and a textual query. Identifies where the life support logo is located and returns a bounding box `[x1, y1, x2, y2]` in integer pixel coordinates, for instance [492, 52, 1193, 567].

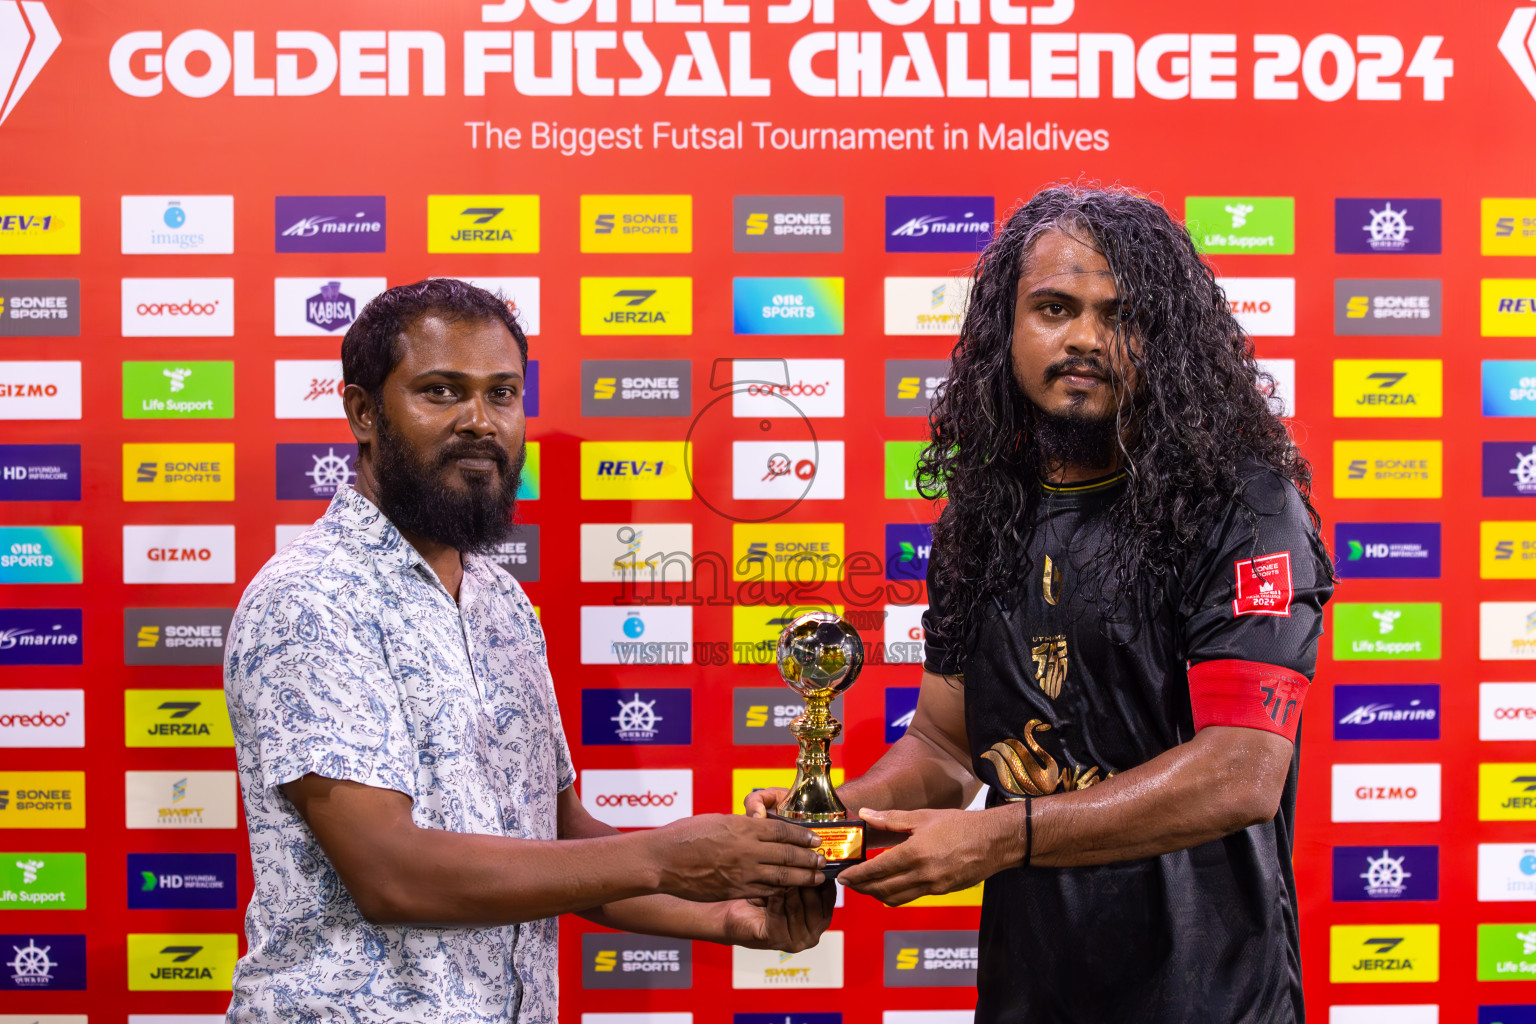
[579, 769, 692, 828]
[1232, 552, 1292, 617]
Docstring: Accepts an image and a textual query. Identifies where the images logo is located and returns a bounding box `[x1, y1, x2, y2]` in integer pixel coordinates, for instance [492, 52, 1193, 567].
[734, 196, 843, 253]
[126, 932, 237, 991]
[121, 278, 234, 337]
[733, 441, 844, 501]
[0, 196, 77, 255]
[579, 277, 693, 335]
[1333, 360, 1442, 418]
[1333, 603, 1440, 660]
[0, 359, 80, 420]
[731, 359, 845, 419]
[732, 932, 844, 989]
[1335, 199, 1441, 254]
[885, 359, 949, 417]
[579, 769, 692, 828]
[122, 360, 233, 420]
[125, 690, 233, 748]
[274, 443, 357, 500]
[1484, 198, 1536, 255]
[1478, 842, 1536, 901]
[120, 195, 234, 255]
[580, 933, 692, 989]
[1329, 924, 1439, 982]
[0, 3, 60, 128]
[122, 524, 235, 584]
[0, 525, 80, 584]
[128, 852, 237, 910]
[124, 771, 237, 829]
[580, 689, 691, 746]
[1334, 279, 1442, 336]
[122, 443, 234, 502]
[0, 933, 84, 990]
[581, 195, 691, 253]
[0, 278, 77, 336]
[1215, 277, 1295, 336]
[275, 196, 385, 253]
[0, 691, 83, 748]
[733, 523, 844, 582]
[883, 276, 971, 336]
[1334, 523, 1440, 579]
[580, 441, 691, 500]
[733, 277, 844, 335]
[1483, 280, 1536, 337]
[732, 686, 845, 746]
[428, 194, 538, 253]
[123, 608, 230, 666]
[1333, 845, 1438, 902]
[274, 277, 386, 336]
[1482, 682, 1536, 741]
[581, 360, 691, 418]
[0, 852, 85, 909]
[883, 930, 978, 987]
[0, 771, 84, 827]
[1186, 197, 1294, 254]
[1480, 764, 1536, 821]
[0, 609, 80, 666]
[1334, 684, 1440, 740]
[1333, 440, 1441, 499]
[579, 606, 693, 666]
[0, 443, 77, 501]
[274, 359, 345, 419]
[886, 197, 993, 253]
[578, 523, 694, 583]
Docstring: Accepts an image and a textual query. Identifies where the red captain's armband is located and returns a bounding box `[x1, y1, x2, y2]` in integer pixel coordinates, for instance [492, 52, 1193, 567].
[1187, 659, 1310, 742]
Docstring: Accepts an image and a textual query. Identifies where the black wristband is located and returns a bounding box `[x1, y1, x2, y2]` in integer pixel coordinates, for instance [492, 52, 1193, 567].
[1023, 795, 1034, 869]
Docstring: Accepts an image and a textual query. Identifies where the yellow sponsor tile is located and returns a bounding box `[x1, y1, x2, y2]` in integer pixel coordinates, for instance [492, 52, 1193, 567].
[1482, 279, 1536, 337]
[731, 603, 843, 665]
[1481, 522, 1536, 580]
[0, 196, 81, 254]
[731, 768, 844, 816]
[1333, 440, 1441, 499]
[731, 523, 845, 582]
[1329, 924, 1438, 983]
[580, 277, 693, 335]
[127, 932, 238, 991]
[1332, 359, 1441, 418]
[0, 771, 85, 828]
[580, 195, 692, 253]
[122, 443, 234, 502]
[125, 689, 234, 748]
[580, 441, 692, 500]
[427, 194, 539, 253]
[1483, 199, 1536, 256]
[1479, 762, 1536, 820]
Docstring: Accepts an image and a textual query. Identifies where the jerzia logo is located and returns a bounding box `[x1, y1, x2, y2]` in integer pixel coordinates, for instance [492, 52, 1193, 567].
[0, 2, 60, 127]
[1329, 924, 1439, 982]
[580, 278, 692, 335]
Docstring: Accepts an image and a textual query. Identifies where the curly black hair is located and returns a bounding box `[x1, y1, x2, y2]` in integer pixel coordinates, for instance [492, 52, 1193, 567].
[917, 183, 1323, 652]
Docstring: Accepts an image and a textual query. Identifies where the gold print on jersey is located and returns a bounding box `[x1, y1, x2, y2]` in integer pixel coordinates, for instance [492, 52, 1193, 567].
[981, 720, 1111, 798]
[1043, 555, 1062, 606]
[1031, 635, 1068, 698]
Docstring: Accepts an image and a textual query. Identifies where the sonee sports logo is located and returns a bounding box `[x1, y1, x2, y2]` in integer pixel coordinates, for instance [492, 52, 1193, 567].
[0, 3, 60, 127]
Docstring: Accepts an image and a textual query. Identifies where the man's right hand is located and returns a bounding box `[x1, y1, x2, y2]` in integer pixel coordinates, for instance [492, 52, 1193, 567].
[644, 812, 825, 901]
[743, 787, 789, 819]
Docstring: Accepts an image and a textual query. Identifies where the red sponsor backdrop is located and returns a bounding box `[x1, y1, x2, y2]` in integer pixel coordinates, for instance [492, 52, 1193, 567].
[3, 0, 1535, 1019]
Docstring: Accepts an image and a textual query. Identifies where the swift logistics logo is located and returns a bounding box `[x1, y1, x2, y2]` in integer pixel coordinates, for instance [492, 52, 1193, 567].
[0, 771, 84, 827]
[883, 276, 971, 335]
[274, 195, 384, 253]
[122, 360, 233, 419]
[1332, 845, 1438, 902]
[581, 359, 691, 417]
[124, 608, 231, 666]
[1334, 440, 1442, 498]
[124, 690, 234, 748]
[581, 194, 691, 253]
[580, 933, 692, 989]
[121, 195, 234, 254]
[0, 608, 80, 665]
[0, 359, 81, 419]
[578, 523, 694, 583]
[1480, 764, 1536, 821]
[122, 443, 234, 502]
[0, 852, 85, 909]
[1484, 360, 1536, 416]
[1485, 521, 1536, 578]
[1186, 197, 1294, 254]
[0, 196, 77, 255]
[1481, 602, 1536, 660]
[275, 443, 357, 499]
[1334, 523, 1440, 579]
[885, 359, 949, 417]
[0, 443, 77, 501]
[1335, 199, 1441, 254]
[124, 771, 237, 829]
[580, 689, 691, 746]
[579, 277, 692, 335]
[579, 769, 692, 828]
[0, 691, 83, 748]
[1335, 279, 1442, 336]
[0, 278, 77, 336]
[884, 930, 979, 987]
[1333, 602, 1440, 660]
[885, 196, 993, 253]
[428, 194, 538, 253]
[579, 605, 692, 666]
[1484, 198, 1536, 255]
[732, 932, 844, 988]
[1479, 842, 1536, 901]
[128, 852, 237, 910]
[733, 522, 844, 581]
[1483, 682, 1536, 741]
[0, 3, 60, 128]
[274, 277, 386, 335]
[1329, 924, 1439, 982]
[1215, 277, 1295, 337]
[0, 525, 81, 583]
[734, 195, 843, 253]
[126, 933, 237, 991]
[580, 441, 691, 500]
[1479, 924, 1536, 980]
[1483, 280, 1536, 337]
[732, 686, 845, 746]
[1334, 684, 1440, 740]
[121, 278, 234, 337]
[1485, 442, 1536, 496]
[1333, 360, 1442, 418]
[122, 524, 235, 584]
[0, 933, 85, 990]
[733, 277, 844, 335]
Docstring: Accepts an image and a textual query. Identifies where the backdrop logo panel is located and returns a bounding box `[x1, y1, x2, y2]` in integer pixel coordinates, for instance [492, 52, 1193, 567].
[274, 196, 385, 253]
[0, 278, 77, 335]
[733, 196, 843, 253]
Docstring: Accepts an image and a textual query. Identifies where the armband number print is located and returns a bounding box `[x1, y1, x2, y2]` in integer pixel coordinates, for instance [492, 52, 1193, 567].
[1188, 659, 1309, 741]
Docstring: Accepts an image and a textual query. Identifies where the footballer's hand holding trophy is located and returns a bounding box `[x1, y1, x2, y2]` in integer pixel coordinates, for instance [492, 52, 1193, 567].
[769, 611, 866, 877]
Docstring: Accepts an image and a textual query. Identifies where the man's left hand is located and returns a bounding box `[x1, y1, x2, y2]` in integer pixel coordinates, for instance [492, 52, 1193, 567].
[838, 807, 1013, 907]
[719, 880, 836, 952]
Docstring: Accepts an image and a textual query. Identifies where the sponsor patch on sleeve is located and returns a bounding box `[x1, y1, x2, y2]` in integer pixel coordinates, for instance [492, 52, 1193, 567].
[1232, 552, 1293, 617]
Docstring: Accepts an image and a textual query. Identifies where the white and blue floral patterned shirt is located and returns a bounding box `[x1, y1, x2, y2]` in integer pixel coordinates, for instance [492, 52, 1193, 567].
[224, 486, 574, 1023]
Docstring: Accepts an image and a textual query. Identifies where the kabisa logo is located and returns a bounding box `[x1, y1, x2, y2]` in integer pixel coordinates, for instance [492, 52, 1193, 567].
[580, 441, 692, 500]
[581, 359, 691, 418]
[428, 194, 538, 253]
[0, 443, 78, 501]
[732, 278, 845, 335]
[127, 933, 237, 991]
[0, 851, 86, 909]
[1186, 197, 1295, 255]
[1333, 360, 1442, 418]
[885, 359, 949, 417]
[0, 196, 78, 255]
[1332, 845, 1438, 902]
[0, 278, 78, 336]
[274, 443, 357, 500]
[734, 195, 843, 253]
[1484, 198, 1536, 255]
[733, 523, 844, 582]
[274, 196, 385, 253]
[1332, 763, 1441, 823]
[0, 359, 81, 420]
[0, 2, 60, 128]
[0, 609, 81, 666]
[1478, 842, 1536, 902]
[1334, 279, 1442, 336]
[885, 524, 932, 581]
[581, 933, 692, 990]
[1483, 279, 1536, 337]
[885, 686, 920, 743]
[122, 360, 234, 420]
[1334, 522, 1441, 579]
[125, 689, 234, 748]
[1484, 360, 1536, 417]
[580, 277, 693, 335]
[579, 688, 691, 746]
[885, 196, 994, 253]
[1332, 602, 1441, 661]
[1335, 198, 1441, 254]
[0, 525, 82, 584]
[0, 933, 85, 991]
[127, 853, 237, 910]
[883, 931, 979, 987]
[1334, 684, 1440, 740]
[121, 278, 235, 337]
[274, 277, 386, 336]
[0, 692, 84, 748]
[1334, 440, 1441, 499]
[732, 686, 845, 746]
[580, 769, 692, 828]
[1329, 924, 1439, 982]
[121, 195, 234, 254]
[1485, 442, 1536, 497]
[122, 443, 234, 502]
[1478, 923, 1536, 981]
[1480, 764, 1536, 821]
[0, 771, 85, 825]
[581, 195, 691, 254]
[124, 608, 230, 667]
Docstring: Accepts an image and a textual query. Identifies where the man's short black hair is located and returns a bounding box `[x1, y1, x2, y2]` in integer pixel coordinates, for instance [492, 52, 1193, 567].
[341, 278, 529, 398]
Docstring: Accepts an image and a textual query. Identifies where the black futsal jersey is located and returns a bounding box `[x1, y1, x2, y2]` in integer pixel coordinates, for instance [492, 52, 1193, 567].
[922, 467, 1332, 1024]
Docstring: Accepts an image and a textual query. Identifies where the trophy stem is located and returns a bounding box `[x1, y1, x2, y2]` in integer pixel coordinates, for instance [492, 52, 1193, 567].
[779, 694, 849, 822]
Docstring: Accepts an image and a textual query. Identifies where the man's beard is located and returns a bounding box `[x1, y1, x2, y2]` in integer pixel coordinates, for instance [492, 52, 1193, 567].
[1031, 356, 1122, 471]
[370, 412, 525, 555]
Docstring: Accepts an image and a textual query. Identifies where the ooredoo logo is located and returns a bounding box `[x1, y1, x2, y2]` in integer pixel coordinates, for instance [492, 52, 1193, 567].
[0, 690, 84, 748]
[731, 359, 845, 419]
[0, 2, 60, 128]
[121, 279, 234, 337]
[1483, 683, 1536, 741]
[1331, 763, 1441, 823]
[122, 525, 235, 584]
[580, 769, 691, 828]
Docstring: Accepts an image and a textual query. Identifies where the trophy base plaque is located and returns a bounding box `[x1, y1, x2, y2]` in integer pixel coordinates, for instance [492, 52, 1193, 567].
[770, 812, 865, 878]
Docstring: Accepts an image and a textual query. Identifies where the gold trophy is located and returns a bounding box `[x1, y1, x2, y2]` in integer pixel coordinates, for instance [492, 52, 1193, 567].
[769, 610, 865, 876]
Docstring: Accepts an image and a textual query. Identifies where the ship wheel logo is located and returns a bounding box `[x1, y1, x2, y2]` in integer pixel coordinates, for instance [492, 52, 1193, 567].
[611, 692, 661, 740]
[1360, 849, 1410, 896]
[1363, 202, 1413, 251]
[7, 938, 57, 984]
[305, 446, 356, 496]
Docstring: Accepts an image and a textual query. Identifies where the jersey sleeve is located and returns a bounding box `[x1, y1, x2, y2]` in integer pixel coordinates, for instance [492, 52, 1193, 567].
[920, 553, 966, 675]
[1181, 471, 1333, 738]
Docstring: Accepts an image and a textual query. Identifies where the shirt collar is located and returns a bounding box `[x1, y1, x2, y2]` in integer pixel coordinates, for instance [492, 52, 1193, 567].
[323, 485, 519, 595]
